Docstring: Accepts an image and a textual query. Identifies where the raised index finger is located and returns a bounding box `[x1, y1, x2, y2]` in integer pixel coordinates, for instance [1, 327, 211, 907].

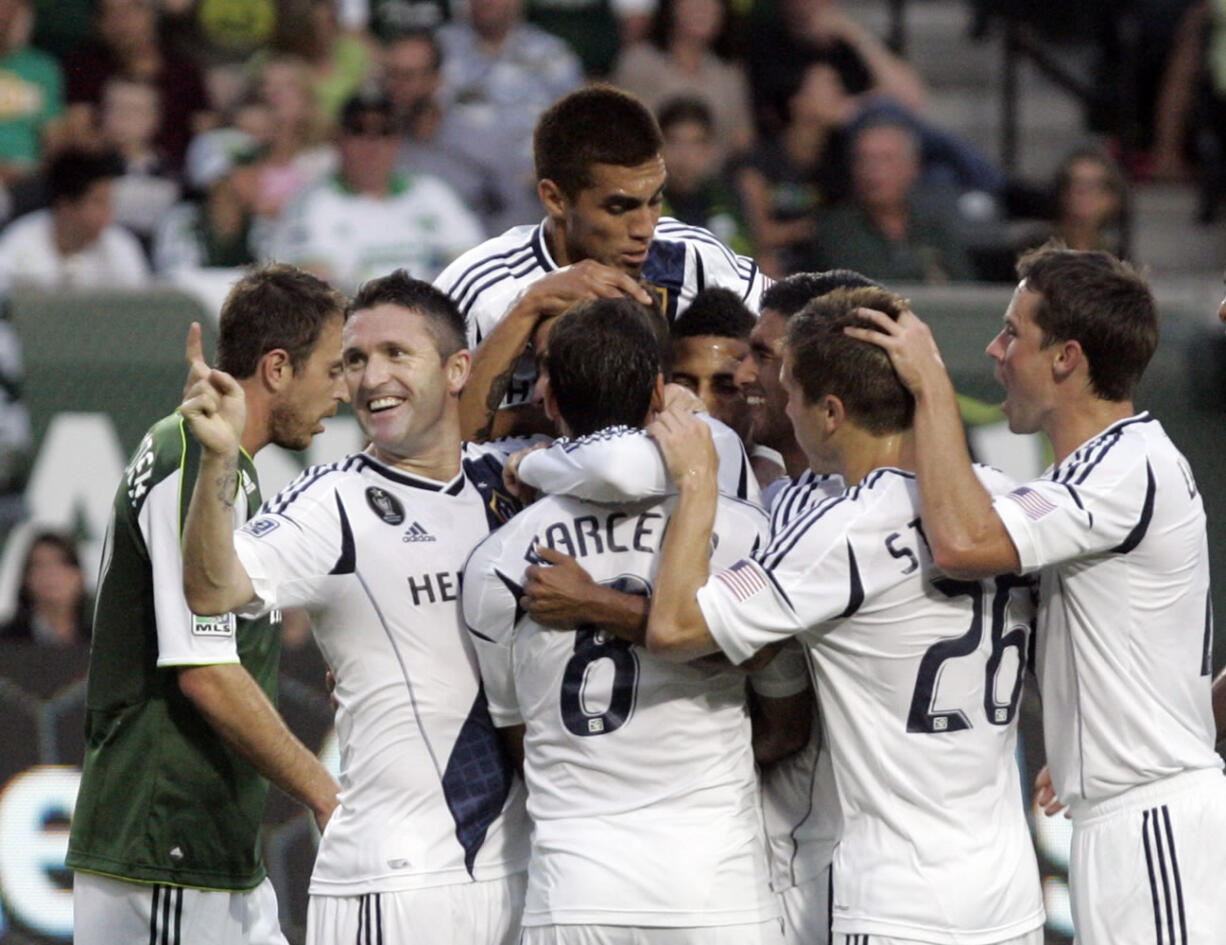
[185, 321, 207, 368]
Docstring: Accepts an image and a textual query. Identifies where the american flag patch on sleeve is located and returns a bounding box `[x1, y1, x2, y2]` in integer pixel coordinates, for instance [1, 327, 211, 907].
[714, 559, 769, 602]
[1004, 486, 1057, 520]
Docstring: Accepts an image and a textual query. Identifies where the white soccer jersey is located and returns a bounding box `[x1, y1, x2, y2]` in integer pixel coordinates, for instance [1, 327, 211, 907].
[516, 417, 762, 506]
[272, 172, 484, 292]
[756, 472, 845, 896]
[699, 466, 1045, 944]
[232, 445, 530, 896]
[462, 488, 780, 929]
[991, 413, 1222, 808]
[434, 217, 770, 407]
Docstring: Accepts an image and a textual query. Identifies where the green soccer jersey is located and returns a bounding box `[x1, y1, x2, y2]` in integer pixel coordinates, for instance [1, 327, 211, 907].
[66, 413, 279, 890]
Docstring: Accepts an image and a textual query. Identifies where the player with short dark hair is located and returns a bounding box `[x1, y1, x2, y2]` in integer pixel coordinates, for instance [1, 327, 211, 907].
[645, 285, 1045, 945]
[670, 287, 755, 446]
[463, 297, 787, 945]
[436, 84, 769, 442]
[852, 244, 1226, 943]
[179, 268, 530, 945]
[67, 264, 348, 945]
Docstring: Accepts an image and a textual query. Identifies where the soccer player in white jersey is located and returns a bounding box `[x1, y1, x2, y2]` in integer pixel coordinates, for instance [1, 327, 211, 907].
[646, 286, 1047, 945]
[463, 297, 789, 945]
[852, 246, 1226, 944]
[180, 271, 530, 945]
[435, 84, 770, 441]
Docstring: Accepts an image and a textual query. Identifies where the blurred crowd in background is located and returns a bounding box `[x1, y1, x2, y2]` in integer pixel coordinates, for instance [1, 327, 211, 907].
[0, 0, 1220, 641]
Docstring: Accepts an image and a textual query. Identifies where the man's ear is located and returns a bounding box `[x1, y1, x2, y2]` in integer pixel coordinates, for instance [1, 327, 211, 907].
[822, 393, 846, 434]
[649, 373, 667, 415]
[1051, 338, 1084, 384]
[538, 178, 567, 220]
[445, 348, 471, 396]
[259, 348, 293, 392]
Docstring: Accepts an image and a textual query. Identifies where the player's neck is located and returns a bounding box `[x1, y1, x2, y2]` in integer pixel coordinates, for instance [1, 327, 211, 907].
[238, 379, 272, 456]
[543, 218, 575, 268]
[838, 428, 910, 486]
[368, 425, 463, 483]
[1046, 398, 1137, 466]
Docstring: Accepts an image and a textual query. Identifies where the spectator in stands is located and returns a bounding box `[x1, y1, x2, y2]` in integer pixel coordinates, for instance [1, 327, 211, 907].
[0, 0, 64, 200]
[747, 0, 928, 133]
[0, 147, 151, 289]
[355, 0, 452, 40]
[246, 54, 336, 227]
[271, 89, 483, 292]
[735, 60, 851, 278]
[160, 0, 278, 116]
[612, 0, 754, 159]
[382, 28, 506, 235]
[0, 530, 91, 646]
[438, 0, 583, 230]
[1039, 147, 1130, 257]
[525, 0, 649, 79]
[259, 0, 373, 124]
[154, 134, 261, 272]
[812, 117, 974, 283]
[100, 77, 180, 254]
[659, 97, 751, 254]
[62, 0, 211, 171]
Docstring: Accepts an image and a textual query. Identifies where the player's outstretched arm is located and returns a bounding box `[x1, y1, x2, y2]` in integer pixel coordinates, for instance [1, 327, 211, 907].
[180, 322, 256, 614]
[846, 308, 1020, 577]
[645, 407, 722, 660]
[524, 545, 649, 643]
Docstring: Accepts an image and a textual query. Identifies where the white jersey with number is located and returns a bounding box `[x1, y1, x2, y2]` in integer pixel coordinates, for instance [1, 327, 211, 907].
[700, 466, 1045, 944]
[232, 445, 531, 896]
[462, 488, 780, 929]
[434, 217, 770, 407]
[991, 413, 1222, 808]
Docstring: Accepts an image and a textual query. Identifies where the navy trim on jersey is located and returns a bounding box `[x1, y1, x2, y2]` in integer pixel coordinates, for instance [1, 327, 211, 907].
[1112, 461, 1155, 554]
[694, 246, 706, 296]
[462, 452, 522, 530]
[446, 233, 537, 312]
[737, 449, 749, 500]
[531, 224, 553, 271]
[655, 219, 744, 274]
[1202, 593, 1214, 677]
[840, 541, 864, 618]
[354, 453, 464, 493]
[459, 249, 540, 325]
[494, 567, 527, 628]
[331, 494, 356, 575]
[440, 682, 515, 876]
[266, 460, 343, 515]
[760, 494, 849, 572]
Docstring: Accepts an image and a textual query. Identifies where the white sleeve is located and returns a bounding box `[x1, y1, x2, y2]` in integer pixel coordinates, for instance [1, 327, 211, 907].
[141, 471, 240, 667]
[992, 451, 1153, 574]
[232, 481, 344, 614]
[517, 416, 759, 505]
[461, 533, 523, 727]
[749, 638, 810, 698]
[700, 497, 855, 665]
[658, 219, 771, 312]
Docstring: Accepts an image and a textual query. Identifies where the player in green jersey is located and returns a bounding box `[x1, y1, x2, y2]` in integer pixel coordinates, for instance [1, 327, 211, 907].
[67, 264, 348, 945]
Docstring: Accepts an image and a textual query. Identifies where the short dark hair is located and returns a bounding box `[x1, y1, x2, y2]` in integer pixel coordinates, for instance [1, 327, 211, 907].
[657, 96, 714, 136]
[1016, 245, 1157, 401]
[546, 297, 662, 437]
[349, 268, 467, 359]
[762, 269, 883, 318]
[786, 286, 914, 435]
[48, 148, 123, 204]
[217, 264, 346, 378]
[671, 288, 754, 341]
[534, 85, 663, 198]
